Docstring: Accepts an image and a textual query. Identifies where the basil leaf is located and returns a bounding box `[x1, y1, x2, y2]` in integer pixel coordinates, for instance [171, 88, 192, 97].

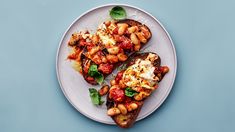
[88, 64, 98, 77]
[89, 88, 104, 105]
[125, 87, 138, 97]
[95, 73, 104, 85]
[110, 6, 126, 20]
[88, 64, 104, 84]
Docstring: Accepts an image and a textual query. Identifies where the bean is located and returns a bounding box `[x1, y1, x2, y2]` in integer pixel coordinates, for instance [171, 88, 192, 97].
[130, 33, 140, 45]
[117, 104, 127, 115]
[107, 108, 121, 116]
[136, 32, 147, 43]
[117, 53, 128, 62]
[98, 85, 110, 96]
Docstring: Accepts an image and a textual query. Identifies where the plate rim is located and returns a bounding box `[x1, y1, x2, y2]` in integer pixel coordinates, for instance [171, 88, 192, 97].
[56, 3, 177, 125]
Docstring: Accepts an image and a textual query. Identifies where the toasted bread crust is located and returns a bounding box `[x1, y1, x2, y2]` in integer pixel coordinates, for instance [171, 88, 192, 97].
[79, 19, 152, 85]
[106, 93, 143, 128]
[106, 52, 161, 128]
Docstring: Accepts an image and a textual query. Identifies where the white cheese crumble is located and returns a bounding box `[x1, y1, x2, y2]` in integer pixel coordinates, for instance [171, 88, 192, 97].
[122, 53, 158, 90]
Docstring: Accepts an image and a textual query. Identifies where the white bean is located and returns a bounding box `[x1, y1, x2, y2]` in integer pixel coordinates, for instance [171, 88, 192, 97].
[130, 33, 140, 45]
[118, 104, 127, 115]
[107, 108, 121, 116]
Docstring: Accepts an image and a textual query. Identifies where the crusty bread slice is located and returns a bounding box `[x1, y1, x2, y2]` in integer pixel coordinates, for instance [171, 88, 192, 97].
[106, 52, 161, 128]
[106, 93, 143, 128]
[79, 19, 152, 85]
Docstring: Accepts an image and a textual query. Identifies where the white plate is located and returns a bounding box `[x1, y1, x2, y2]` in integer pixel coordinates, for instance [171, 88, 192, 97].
[56, 4, 177, 125]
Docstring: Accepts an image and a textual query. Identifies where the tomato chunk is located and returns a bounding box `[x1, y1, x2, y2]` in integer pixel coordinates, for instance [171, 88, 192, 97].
[119, 39, 133, 50]
[98, 63, 114, 74]
[109, 87, 125, 102]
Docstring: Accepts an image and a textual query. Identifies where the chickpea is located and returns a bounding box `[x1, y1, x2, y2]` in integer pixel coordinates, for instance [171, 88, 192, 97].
[140, 26, 151, 39]
[106, 54, 119, 63]
[117, 23, 128, 35]
[107, 108, 121, 116]
[117, 104, 127, 115]
[110, 79, 117, 86]
[107, 46, 120, 55]
[98, 85, 110, 96]
[117, 53, 128, 62]
[130, 33, 140, 45]
[136, 32, 147, 43]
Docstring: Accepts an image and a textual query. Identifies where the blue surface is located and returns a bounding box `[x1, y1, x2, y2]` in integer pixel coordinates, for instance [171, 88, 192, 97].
[1, 0, 235, 131]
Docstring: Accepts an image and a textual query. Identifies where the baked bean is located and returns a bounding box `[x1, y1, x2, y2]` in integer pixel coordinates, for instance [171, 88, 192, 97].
[89, 46, 100, 55]
[91, 54, 102, 64]
[140, 26, 151, 39]
[101, 56, 108, 63]
[117, 104, 127, 115]
[106, 54, 119, 63]
[130, 33, 140, 45]
[117, 23, 128, 35]
[107, 46, 120, 55]
[117, 53, 128, 62]
[107, 108, 121, 116]
[129, 103, 138, 110]
[136, 32, 147, 43]
[127, 26, 138, 33]
[126, 102, 138, 111]
[98, 85, 110, 96]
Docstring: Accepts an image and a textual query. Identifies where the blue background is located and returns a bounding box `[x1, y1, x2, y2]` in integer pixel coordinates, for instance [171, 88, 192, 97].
[1, 0, 235, 131]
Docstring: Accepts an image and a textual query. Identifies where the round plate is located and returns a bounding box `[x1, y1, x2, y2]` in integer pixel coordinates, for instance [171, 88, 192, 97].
[56, 4, 177, 125]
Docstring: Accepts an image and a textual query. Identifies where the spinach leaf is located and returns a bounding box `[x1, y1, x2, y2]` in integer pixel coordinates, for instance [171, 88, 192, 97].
[110, 6, 126, 20]
[89, 88, 104, 105]
[125, 87, 138, 97]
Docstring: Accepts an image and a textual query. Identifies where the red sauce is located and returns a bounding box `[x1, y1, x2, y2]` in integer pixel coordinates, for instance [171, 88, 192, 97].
[98, 63, 114, 74]
[115, 71, 124, 83]
[110, 87, 125, 102]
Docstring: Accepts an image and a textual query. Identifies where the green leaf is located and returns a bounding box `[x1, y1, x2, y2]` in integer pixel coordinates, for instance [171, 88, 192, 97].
[88, 64, 98, 77]
[89, 88, 104, 105]
[110, 6, 126, 20]
[88, 64, 104, 85]
[125, 87, 138, 97]
[95, 73, 104, 85]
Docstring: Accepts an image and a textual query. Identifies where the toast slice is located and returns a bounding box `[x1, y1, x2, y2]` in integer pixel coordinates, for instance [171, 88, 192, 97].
[106, 93, 143, 128]
[106, 52, 169, 128]
[67, 19, 152, 85]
